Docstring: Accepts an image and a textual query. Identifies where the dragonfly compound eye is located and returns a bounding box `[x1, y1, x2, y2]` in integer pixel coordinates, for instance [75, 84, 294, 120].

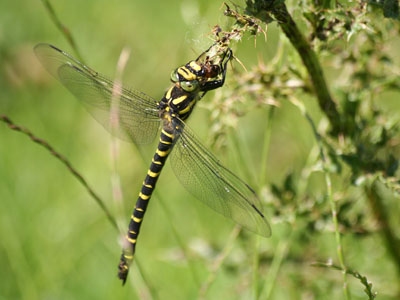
[170, 69, 180, 83]
[180, 80, 199, 92]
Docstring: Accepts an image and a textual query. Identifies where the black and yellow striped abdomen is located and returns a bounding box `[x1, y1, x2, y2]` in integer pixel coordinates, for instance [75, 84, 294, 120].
[118, 128, 175, 283]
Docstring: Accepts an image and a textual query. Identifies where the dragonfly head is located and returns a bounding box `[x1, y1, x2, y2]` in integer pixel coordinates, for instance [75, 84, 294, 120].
[170, 45, 232, 93]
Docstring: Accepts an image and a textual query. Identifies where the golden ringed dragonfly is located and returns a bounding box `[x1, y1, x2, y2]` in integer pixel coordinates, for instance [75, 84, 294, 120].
[34, 43, 271, 284]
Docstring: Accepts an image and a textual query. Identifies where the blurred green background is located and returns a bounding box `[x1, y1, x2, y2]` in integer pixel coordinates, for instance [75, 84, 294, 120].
[1, 1, 400, 299]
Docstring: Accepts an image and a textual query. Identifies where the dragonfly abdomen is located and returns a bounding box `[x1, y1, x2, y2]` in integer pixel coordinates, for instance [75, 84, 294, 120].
[118, 128, 175, 284]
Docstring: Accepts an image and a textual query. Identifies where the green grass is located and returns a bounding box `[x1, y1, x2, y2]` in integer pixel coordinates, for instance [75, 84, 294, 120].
[1, 0, 400, 299]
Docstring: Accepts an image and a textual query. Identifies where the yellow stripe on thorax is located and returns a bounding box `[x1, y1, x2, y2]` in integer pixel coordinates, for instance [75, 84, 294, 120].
[165, 86, 173, 99]
[171, 95, 188, 106]
[177, 100, 196, 115]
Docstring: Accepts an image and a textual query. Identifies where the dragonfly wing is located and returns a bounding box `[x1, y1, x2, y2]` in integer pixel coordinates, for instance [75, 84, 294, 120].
[34, 43, 160, 145]
[170, 120, 271, 237]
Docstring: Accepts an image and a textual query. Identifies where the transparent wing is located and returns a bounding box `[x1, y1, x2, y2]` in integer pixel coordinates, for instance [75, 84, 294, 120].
[34, 43, 160, 144]
[170, 120, 271, 237]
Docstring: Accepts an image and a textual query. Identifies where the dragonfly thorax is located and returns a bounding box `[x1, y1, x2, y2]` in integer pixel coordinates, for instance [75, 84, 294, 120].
[158, 84, 200, 122]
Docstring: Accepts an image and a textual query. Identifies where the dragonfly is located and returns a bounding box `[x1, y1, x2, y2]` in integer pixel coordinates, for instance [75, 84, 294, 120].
[34, 42, 271, 284]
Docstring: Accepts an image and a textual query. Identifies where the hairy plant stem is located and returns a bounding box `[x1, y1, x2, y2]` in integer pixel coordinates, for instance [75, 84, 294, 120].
[247, 0, 342, 134]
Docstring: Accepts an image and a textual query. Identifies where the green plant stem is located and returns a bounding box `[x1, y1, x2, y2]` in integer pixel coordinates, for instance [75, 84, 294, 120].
[259, 106, 275, 187]
[321, 0, 336, 9]
[365, 176, 400, 281]
[324, 170, 350, 299]
[247, 0, 342, 134]
[308, 113, 350, 299]
[289, 99, 350, 299]
[41, 0, 85, 62]
[109, 47, 131, 237]
[312, 262, 377, 299]
[199, 225, 241, 299]
[0, 115, 119, 231]
[135, 259, 160, 300]
[252, 235, 262, 300]
[262, 235, 291, 300]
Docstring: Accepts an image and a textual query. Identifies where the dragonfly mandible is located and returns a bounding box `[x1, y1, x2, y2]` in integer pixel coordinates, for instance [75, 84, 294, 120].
[34, 43, 271, 284]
